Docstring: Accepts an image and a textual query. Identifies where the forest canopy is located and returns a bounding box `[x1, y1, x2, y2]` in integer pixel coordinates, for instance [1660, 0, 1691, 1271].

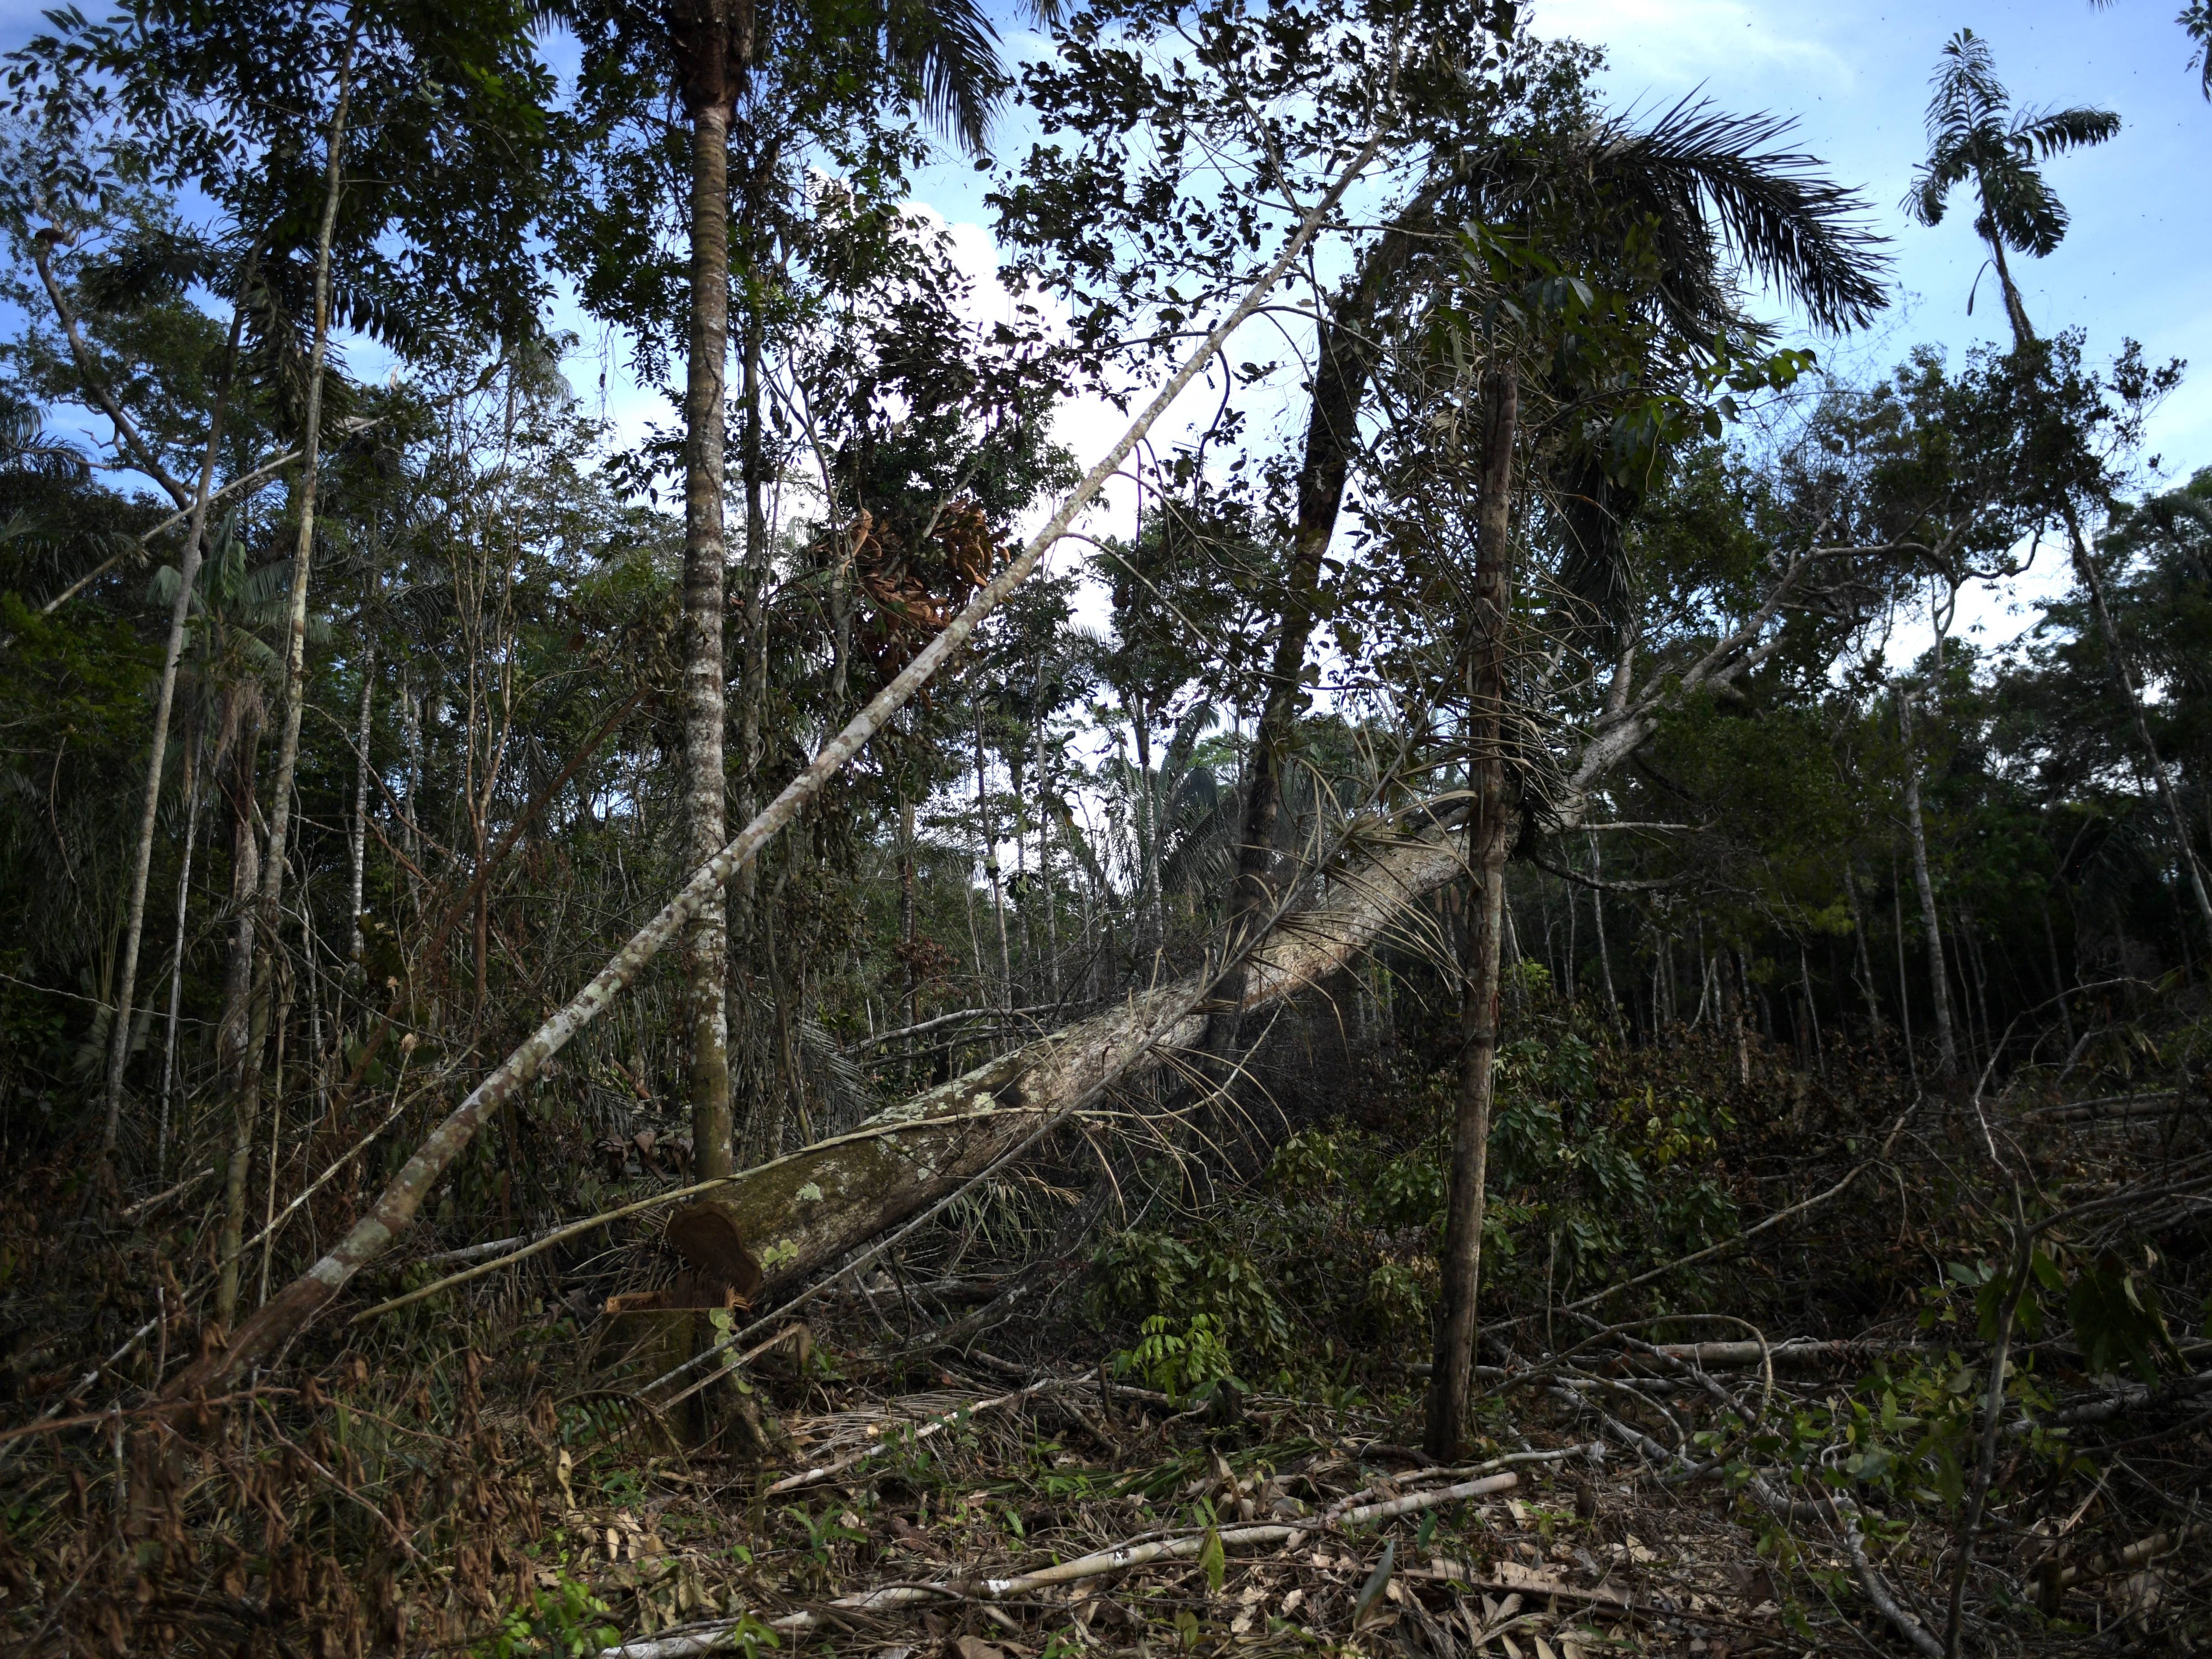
[2, 2, 2210, 1656]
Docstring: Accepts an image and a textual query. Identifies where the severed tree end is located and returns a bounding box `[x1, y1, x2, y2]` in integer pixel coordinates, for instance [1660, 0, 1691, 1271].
[664, 1200, 764, 1307]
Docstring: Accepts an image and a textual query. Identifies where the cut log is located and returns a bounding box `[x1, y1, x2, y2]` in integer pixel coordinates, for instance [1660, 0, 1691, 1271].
[665, 1201, 765, 1304]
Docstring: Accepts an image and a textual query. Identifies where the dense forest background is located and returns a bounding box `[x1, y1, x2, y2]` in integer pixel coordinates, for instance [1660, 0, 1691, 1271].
[3, 1, 2212, 1656]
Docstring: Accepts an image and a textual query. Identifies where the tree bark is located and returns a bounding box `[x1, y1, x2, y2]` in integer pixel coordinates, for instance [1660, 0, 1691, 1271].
[1897, 685, 1960, 1080]
[212, 687, 262, 1328]
[171, 141, 1385, 1394]
[156, 736, 205, 1178]
[684, 99, 736, 1183]
[1426, 365, 1518, 1462]
[347, 639, 375, 968]
[218, 46, 355, 1328]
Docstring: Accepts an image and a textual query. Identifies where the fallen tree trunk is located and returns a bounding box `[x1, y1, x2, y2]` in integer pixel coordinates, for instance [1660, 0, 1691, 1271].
[370, 815, 1471, 1327]
[711, 819, 1469, 1307]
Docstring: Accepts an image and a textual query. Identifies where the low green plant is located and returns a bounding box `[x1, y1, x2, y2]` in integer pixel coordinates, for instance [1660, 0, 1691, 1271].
[1113, 1312, 1241, 1404]
[477, 1571, 618, 1659]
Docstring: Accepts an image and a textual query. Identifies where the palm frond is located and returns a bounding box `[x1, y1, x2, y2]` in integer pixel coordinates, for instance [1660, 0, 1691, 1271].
[1977, 162, 2069, 257]
[1595, 98, 1889, 334]
[1927, 30, 2010, 151]
[880, 0, 1005, 157]
[1900, 148, 1972, 228]
[2008, 103, 2121, 160]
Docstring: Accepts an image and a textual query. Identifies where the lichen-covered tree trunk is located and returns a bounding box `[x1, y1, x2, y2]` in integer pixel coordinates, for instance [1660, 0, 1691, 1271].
[683, 99, 734, 1182]
[722, 821, 1474, 1303]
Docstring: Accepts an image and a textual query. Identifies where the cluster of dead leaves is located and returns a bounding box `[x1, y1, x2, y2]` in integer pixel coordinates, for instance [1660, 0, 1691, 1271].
[837, 498, 1001, 689]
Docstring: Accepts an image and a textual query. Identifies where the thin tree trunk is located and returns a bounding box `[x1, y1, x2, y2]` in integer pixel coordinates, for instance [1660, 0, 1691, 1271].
[1897, 686, 1960, 1080]
[979, 711, 1011, 1003]
[1427, 364, 1517, 1462]
[98, 271, 256, 1156]
[257, 957, 294, 1307]
[1846, 863, 1885, 1046]
[1892, 846, 1919, 1086]
[900, 792, 918, 1043]
[1035, 665, 1058, 997]
[1727, 952, 1750, 1085]
[1801, 946, 1826, 1079]
[683, 99, 736, 1183]
[213, 691, 262, 1330]
[1586, 832, 1617, 1015]
[2042, 899, 2075, 1050]
[348, 640, 375, 967]
[219, 45, 354, 1329]
[1129, 702, 1159, 959]
[156, 737, 205, 1179]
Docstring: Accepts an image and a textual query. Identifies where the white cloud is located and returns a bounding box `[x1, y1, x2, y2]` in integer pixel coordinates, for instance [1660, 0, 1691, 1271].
[1535, 0, 1855, 93]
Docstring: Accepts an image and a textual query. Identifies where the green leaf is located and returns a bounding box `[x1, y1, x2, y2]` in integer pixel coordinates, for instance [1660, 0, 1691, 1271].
[1352, 1541, 1396, 1626]
[1199, 1526, 1225, 1594]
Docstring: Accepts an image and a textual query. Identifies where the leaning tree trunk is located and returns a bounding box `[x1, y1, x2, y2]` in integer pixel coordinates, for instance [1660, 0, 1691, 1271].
[1896, 686, 1960, 1081]
[97, 272, 256, 1157]
[2061, 503, 2212, 941]
[164, 140, 1385, 1395]
[1191, 210, 1429, 1095]
[682, 96, 736, 1183]
[1426, 364, 1518, 1462]
[219, 47, 354, 1329]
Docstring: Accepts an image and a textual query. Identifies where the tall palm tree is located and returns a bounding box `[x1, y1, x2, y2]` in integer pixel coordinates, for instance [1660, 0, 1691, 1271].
[1904, 29, 2212, 944]
[570, 0, 1053, 1183]
[1903, 28, 2119, 351]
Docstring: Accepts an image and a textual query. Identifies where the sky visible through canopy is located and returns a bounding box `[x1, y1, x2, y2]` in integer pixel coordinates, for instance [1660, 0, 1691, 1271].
[2, 0, 2202, 666]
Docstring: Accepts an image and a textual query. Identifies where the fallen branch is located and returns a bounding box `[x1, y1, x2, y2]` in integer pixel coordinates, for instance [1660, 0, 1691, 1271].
[764, 1379, 1063, 1494]
[2018, 1091, 2185, 1124]
[1744, 1477, 1941, 1659]
[852, 1006, 1058, 1052]
[2018, 1368, 2212, 1431]
[1329, 1470, 1520, 1524]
